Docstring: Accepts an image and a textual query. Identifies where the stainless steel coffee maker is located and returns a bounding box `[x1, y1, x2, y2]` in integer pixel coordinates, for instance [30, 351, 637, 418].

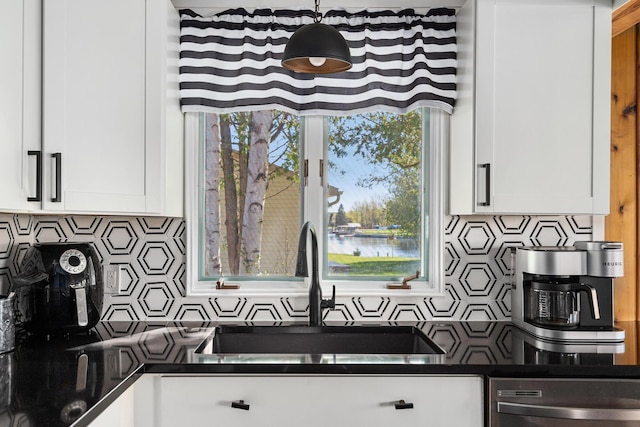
[511, 242, 624, 342]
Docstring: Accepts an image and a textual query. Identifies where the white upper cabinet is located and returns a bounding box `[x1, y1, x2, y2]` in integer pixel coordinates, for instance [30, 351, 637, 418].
[450, 0, 612, 215]
[39, 0, 183, 216]
[0, 0, 41, 212]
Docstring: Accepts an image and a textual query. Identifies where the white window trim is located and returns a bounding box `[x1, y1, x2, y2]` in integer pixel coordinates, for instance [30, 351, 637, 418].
[184, 110, 447, 297]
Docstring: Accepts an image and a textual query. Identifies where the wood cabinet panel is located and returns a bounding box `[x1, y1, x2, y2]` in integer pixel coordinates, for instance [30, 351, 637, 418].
[607, 26, 638, 322]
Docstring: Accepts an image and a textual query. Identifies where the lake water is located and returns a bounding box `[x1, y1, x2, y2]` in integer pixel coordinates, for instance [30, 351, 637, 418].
[327, 234, 420, 258]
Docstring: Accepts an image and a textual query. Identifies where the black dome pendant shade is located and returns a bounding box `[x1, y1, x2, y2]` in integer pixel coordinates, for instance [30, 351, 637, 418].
[281, 2, 352, 74]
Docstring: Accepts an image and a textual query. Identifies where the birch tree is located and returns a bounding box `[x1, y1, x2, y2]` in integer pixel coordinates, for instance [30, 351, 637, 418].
[214, 110, 299, 276]
[220, 115, 240, 275]
[240, 110, 272, 274]
[204, 113, 221, 276]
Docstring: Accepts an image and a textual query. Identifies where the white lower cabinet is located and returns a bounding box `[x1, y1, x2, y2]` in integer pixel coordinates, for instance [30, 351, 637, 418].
[157, 375, 484, 427]
[88, 385, 136, 427]
[87, 375, 155, 427]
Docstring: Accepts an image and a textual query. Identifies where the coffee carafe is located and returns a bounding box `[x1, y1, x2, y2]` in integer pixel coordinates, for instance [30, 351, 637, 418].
[527, 278, 599, 328]
[511, 242, 624, 343]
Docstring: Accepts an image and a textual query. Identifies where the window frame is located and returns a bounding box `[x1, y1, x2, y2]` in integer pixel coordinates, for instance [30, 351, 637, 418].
[184, 109, 447, 297]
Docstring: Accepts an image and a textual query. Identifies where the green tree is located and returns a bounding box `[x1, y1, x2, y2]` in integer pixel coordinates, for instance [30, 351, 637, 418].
[385, 167, 420, 236]
[335, 203, 348, 226]
[329, 111, 422, 236]
[349, 199, 386, 229]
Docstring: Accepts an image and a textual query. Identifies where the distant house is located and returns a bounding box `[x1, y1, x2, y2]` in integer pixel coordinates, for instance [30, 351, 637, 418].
[333, 223, 361, 236]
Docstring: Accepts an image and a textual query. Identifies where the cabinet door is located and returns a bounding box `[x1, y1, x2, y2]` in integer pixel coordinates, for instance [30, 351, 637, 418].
[158, 375, 483, 427]
[42, 0, 183, 216]
[88, 385, 135, 427]
[43, 0, 146, 213]
[0, 0, 41, 212]
[451, 0, 611, 215]
[87, 375, 156, 427]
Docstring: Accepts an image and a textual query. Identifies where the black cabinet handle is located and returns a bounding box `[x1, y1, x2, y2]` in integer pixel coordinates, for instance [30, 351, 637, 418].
[52, 153, 62, 203]
[394, 400, 414, 410]
[27, 150, 42, 202]
[231, 400, 250, 411]
[479, 163, 491, 207]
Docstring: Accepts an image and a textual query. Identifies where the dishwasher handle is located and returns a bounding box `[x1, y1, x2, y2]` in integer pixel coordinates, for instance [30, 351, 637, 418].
[498, 401, 640, 421]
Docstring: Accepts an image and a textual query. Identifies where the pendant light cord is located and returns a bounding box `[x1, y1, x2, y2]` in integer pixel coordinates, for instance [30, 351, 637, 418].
[314, 0, 322, 23]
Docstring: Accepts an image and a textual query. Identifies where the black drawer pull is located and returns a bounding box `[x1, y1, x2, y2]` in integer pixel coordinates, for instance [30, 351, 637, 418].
[27, 150, 42, 202]
[479, 163, 491, 207]
[231, 400, 250, 411]
[52, 152, 62, 203]
[395, 400, 414, 410]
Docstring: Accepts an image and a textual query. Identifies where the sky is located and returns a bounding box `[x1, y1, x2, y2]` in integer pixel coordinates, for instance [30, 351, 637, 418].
[328, 144, 389, 212]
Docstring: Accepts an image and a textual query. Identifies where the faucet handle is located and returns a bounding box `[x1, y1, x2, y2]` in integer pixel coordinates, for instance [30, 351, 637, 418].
[321, 285, 336, 310]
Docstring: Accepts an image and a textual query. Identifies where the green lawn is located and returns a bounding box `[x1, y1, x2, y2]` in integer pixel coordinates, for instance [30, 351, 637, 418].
[328, 253, 420, 276]
[354, 229, 416, 239]
[355, 229, 395, 236]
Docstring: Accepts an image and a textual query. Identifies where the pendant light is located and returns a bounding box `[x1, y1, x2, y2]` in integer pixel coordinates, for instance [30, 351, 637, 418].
[282, 0, 352, 74]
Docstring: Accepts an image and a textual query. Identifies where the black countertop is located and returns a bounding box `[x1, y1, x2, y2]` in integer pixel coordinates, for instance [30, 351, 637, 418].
[3, 320, 640, 426]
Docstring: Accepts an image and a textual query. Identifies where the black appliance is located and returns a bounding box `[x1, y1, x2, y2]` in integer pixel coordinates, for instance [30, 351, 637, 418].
[13, 243, 103, 335]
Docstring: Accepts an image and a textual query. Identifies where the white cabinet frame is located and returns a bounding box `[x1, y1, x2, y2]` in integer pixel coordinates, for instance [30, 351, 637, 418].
[450, 0, 611, 215]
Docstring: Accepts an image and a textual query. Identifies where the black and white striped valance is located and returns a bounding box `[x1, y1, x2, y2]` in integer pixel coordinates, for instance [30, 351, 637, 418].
[179, 8, 457, 116]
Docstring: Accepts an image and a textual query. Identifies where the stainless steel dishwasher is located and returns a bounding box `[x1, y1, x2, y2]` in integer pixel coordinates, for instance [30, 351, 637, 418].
[489, 378, 640, 426]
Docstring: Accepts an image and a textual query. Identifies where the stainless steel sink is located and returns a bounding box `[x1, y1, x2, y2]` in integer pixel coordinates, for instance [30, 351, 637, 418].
[195, 325, 445, 355]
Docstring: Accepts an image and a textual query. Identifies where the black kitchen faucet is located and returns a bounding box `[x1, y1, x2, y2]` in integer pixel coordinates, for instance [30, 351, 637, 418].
[295, 222, 336, 326]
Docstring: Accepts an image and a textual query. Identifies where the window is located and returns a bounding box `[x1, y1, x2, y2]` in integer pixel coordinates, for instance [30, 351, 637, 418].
[197, 110, 302, 280]
[185, 109, 446, 296]
[324, 111, 424, 281]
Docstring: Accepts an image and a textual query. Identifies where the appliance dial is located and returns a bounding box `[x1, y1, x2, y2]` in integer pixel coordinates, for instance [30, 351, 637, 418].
[59, 249, 87, 275]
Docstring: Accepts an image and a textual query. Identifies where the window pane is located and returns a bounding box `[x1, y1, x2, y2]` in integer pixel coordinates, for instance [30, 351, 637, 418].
[200, 111, 302, 279]
[325, 110, 425, 279]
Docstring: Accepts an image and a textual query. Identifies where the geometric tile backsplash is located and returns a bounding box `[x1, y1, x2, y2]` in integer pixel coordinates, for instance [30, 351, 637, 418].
[0, 213, 593, 322]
